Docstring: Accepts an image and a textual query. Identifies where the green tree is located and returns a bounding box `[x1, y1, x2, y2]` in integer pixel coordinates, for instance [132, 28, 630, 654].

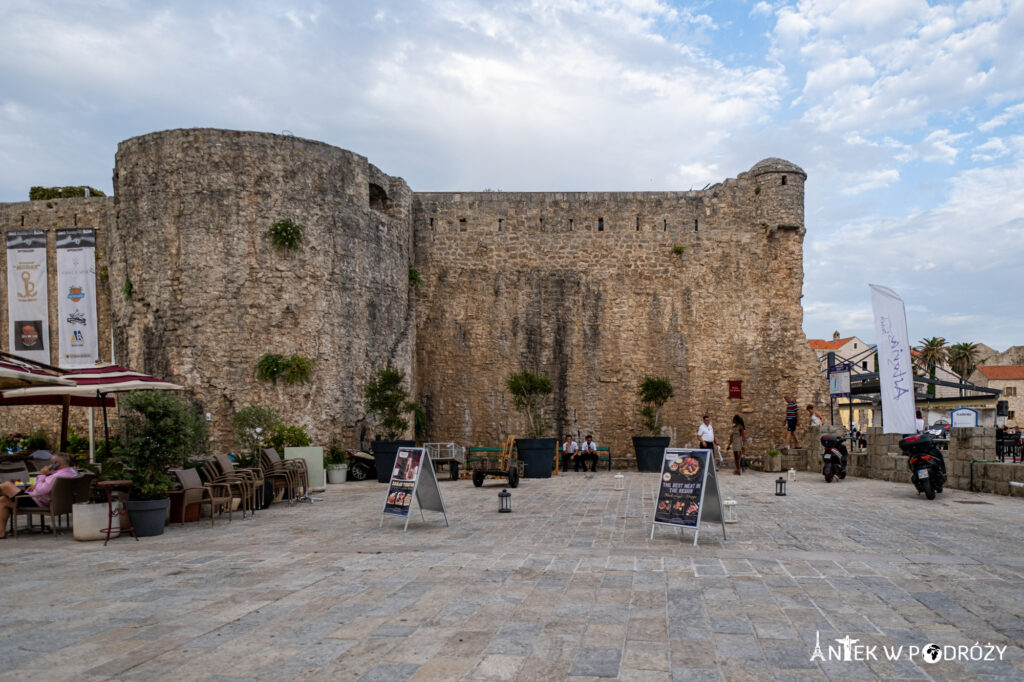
[364, 367, 418, 441]
[637, 375, 674, 435]
[916, 337, 948, 397]
[231, 405, 282, 467]
[949, 341, 980, 395]
[505, 370, 553, 438]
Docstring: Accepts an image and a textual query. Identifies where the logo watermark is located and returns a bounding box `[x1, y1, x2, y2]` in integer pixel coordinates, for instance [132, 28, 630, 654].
[809, 631, 1007, 664]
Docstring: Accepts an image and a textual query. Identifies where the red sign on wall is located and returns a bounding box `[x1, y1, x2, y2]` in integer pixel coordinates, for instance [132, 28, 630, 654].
[728, 380, 742, 399]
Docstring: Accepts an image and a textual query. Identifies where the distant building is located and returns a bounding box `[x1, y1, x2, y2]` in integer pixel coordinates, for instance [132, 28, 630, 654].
[968, 365, 1024, 426]
[807, 331, 877, 428]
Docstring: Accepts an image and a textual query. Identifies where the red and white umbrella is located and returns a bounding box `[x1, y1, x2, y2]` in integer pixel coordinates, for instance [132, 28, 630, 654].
[0, 364, 183, 401]
[0, 352, 75, 391]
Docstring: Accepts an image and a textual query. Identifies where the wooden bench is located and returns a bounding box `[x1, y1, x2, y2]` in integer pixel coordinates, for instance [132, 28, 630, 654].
[560, 446, 613, 472]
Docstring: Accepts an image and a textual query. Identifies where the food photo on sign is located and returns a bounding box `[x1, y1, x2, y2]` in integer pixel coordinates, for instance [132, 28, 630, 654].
[654, 452, 705, 526]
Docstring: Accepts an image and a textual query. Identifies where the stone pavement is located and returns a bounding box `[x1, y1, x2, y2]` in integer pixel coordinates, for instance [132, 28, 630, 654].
[1, 467, 1023, 681]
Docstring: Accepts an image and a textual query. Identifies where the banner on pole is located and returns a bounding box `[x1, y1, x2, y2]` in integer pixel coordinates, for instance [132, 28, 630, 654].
[870, 284, 916, 434]
[56, 228, 99, 368]
[829, 362, 851, 398]
[6, 230, 50, 364]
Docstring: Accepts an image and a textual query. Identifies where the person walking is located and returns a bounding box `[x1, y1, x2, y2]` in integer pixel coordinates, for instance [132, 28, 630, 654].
[728, 415, 746, 475]
[784, 396, 799, 449]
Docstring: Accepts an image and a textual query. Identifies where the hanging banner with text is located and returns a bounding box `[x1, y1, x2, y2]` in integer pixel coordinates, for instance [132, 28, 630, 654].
[56, 228, 99, 368]
[651, 448, 726, 545]
[870, 284, 916, 434]
[5, 230, 50, 364]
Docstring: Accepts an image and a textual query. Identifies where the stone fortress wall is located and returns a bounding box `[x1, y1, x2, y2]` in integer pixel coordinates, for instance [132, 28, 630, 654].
[0, 129, 826, 454]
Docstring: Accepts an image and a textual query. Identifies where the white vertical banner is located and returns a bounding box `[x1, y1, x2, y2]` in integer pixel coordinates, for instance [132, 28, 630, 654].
[6, 230, 51, 364]
[56, 228, 99, 368]
[870, 284, 916, 434]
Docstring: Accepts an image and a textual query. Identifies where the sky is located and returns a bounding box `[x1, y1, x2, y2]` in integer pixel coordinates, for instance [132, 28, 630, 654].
[2, 0, 1022, 351]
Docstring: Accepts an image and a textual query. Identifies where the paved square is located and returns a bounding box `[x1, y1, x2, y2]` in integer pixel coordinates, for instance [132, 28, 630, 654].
[1, 469, 1022, 680]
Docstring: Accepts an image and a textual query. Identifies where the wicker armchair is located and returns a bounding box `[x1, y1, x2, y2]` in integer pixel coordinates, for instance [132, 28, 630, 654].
[11, 474, 77, 538]
[173, 468, 232, 526]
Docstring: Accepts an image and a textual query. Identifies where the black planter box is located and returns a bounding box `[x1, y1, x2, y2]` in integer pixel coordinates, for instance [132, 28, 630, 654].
[516, 438, 557, 478]
[633, 436, 670, 472]
[371, 440, 415, 483]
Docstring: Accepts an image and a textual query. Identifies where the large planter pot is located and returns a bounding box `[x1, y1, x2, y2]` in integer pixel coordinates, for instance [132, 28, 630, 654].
[516, 438, 557, 478]
[73, 502, 117, 541]
[633, 436, 670, 472]
[126, 498, 170, 537]
[326, 465, 348, 484]
[371, 440, 415, 483]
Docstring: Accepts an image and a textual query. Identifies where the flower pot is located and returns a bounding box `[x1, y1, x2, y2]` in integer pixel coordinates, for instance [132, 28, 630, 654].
[126, 498, 170, 537]
[372, 440, 414, 483]
[73, 502, 117, 541]
[327, 464, 348, 484]
[516, 438, 557, 478]
[633, 436, 670, 472]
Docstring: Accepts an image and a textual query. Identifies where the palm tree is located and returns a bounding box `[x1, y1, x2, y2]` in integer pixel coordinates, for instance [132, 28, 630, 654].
[916, 337, 948, 397]
[949, 342, 980, 395]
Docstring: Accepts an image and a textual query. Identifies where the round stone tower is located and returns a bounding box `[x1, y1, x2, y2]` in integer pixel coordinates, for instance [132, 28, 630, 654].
[749, 157, 806, 232]
[108, 129, 415, 449]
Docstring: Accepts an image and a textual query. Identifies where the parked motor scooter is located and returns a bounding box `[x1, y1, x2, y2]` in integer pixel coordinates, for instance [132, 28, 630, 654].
[819, 434, 848, 483]
[346, 450, 375, 481]
[898, 433, 947, 500]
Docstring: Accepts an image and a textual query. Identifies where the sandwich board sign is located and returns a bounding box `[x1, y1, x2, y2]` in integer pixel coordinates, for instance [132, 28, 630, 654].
[650, 448, 726, 545]
[380, 447, 449, 531]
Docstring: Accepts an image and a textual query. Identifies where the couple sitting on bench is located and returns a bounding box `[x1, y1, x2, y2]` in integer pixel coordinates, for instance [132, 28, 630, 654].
[562, 434, 598, 472]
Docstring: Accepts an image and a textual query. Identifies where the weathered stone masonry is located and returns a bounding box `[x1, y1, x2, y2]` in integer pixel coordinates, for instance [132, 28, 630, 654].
[0, 129, 826, 454]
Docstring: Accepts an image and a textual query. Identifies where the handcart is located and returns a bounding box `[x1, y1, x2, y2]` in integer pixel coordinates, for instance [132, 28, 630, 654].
[423, 442, 465, 481]
[468, 435, 522, 488]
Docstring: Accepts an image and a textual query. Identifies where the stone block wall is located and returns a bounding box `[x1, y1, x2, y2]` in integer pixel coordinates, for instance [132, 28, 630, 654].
[413, 159, 826, 456]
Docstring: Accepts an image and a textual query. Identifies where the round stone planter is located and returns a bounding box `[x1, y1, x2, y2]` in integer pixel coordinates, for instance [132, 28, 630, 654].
[73, 502, 117, 541]
[516, 438, 557, 478]
[126, 498, 170, 537]
[371, 440, 415, 483]
[633, 436, 670, 472]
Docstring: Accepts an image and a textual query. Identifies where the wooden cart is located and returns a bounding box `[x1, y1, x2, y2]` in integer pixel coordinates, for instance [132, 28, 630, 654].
[423, 442, 465, 481]
[467, 435, 522, 488]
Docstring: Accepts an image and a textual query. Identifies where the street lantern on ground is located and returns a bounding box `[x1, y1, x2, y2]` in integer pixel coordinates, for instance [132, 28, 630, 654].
[775, 477, 787, 496]
[498, 488, 512, 513]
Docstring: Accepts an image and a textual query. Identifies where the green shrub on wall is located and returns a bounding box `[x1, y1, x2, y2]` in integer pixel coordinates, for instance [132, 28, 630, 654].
[29, 186, 106, 200]
[255, 353, 314, 384]
[265, 219, 303, 250]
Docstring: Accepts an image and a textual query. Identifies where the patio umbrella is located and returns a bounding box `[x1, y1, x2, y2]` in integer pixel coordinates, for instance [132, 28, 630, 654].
[0, 352, 75, 390]
[0, 363, 184, 456]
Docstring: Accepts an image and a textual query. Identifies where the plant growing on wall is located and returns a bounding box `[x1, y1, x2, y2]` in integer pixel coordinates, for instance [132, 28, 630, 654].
[637, 375, 674, 435]
[265, 218, 303, 251]
[363, 367, 418, 441]
[255, 353, 314, 384]
[672, 245, 684, 255]
[409, 267, 423, 285]
[506, 370, 553, 438]
[264, 423, 312, 452]
[122, 277, 133, 301]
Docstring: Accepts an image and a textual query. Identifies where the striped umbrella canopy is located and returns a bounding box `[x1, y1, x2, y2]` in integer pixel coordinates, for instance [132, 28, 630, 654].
[0, 364, 183, 402]
[0, 352, 75, 391]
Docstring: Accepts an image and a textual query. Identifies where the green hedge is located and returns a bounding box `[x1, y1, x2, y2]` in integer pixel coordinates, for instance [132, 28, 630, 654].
[29, 186, 106, 200]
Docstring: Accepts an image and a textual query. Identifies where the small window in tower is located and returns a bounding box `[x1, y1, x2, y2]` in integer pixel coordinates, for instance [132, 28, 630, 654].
[636, 216, 640, 231]
[694, 219, 699, 232]
[369, 183, 391, 212]
[498, 218, 504, 232]
[663, 218, 667, 231]
[598, 218, 604, 232]
[459, 218, 467, 231]
[781, 176, 787, 185]
[569, 218, 574, 231]
[429, 218, 434, 228]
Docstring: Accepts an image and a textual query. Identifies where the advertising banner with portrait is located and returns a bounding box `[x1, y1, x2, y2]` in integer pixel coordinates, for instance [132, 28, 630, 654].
[56, 228, 99, 368]
[651, 448, 726, 545]
[381, 447, 448, 531]
[5, 230, 50, 364]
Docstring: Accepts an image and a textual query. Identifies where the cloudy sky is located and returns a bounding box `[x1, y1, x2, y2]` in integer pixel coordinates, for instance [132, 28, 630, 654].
[2, 0, 1022, 350]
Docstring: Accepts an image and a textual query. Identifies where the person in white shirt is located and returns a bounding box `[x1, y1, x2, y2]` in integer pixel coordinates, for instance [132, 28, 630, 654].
[561, 434, 579, 471]
[915, 410, 925, 433]
[578, 434, 598, 472]
[698, 415, 720, 461]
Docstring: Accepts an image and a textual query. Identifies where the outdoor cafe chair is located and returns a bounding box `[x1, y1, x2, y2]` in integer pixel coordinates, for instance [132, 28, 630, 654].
[210, 454, 264, 517]
[172, 468, 232, 526]
[260, 448, 300, 504]
[11, 474, 77, 539]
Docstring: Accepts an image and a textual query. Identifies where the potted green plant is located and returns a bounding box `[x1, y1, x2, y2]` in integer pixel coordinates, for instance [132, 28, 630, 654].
[633, 375, 673, 472]
[363, 367, 417, 483]
[115, 391, 208, 536]
[325, 445, 349, 484]
[506, 369, 556, 478]
[765, 448, 782, 473]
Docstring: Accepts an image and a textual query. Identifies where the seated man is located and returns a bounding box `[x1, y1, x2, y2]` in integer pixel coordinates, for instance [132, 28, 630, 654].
[0, 453, 77, 538]
[561, 434, 578, 472]
[578, 435, 598, 472]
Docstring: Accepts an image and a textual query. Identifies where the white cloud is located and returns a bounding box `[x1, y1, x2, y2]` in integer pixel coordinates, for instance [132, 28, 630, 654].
[839, 168, 900, 195]
[916, 129, 966, 163]
[971, 137, 1008, 162]
[979, 101, 1024, 132]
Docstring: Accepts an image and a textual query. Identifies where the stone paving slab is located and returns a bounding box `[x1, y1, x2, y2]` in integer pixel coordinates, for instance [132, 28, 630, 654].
[1, 469, 1023, 680]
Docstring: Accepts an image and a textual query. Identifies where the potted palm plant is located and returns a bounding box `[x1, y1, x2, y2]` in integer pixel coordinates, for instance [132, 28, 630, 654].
[115, 391, 207, 536]
[506, 370, 556, 478]
[633, 375, 673, 472]
[364, 367, 417, 483]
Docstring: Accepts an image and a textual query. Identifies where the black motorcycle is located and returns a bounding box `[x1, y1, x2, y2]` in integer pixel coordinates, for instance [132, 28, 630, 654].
[819, 434, 848, 482]
[898, 433, 947, 500]
[346, 450, 375, 481]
